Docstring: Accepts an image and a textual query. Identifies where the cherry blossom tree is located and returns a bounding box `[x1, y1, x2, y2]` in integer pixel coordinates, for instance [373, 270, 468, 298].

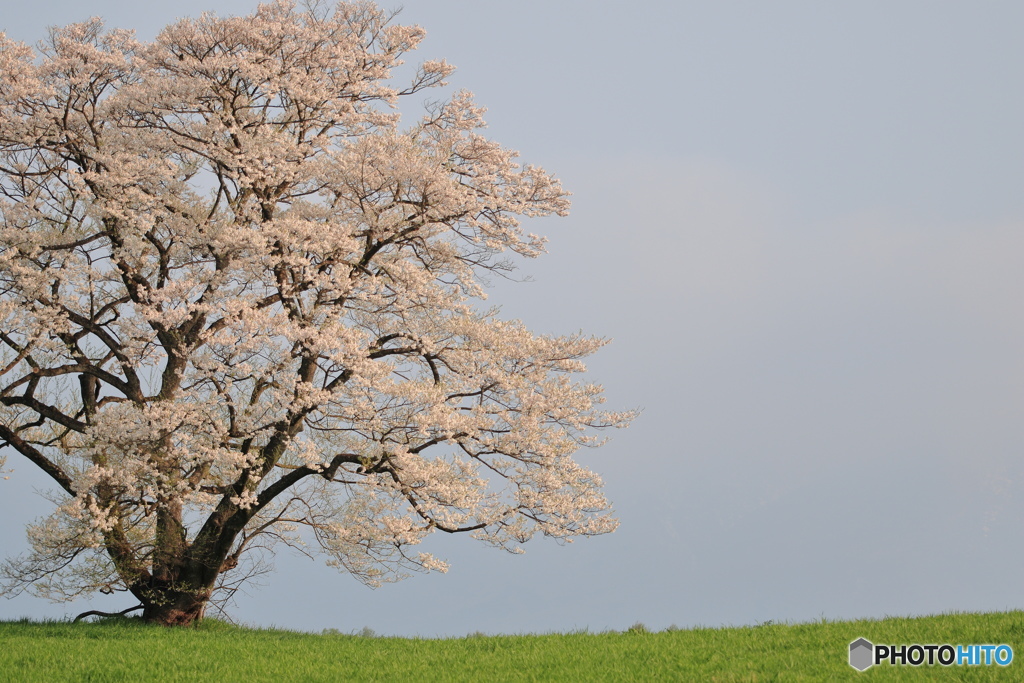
[0, 1, 632, 626]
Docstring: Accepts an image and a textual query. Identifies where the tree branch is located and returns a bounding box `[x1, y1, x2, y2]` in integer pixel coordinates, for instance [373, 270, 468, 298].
[0, 423, 75, 495]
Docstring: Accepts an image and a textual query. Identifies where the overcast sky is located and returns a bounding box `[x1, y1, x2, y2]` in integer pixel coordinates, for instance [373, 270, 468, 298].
[2, 1, 1022, 637]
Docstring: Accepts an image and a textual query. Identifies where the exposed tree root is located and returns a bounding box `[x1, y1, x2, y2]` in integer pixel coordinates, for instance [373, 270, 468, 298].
[72, 604, 144, 623]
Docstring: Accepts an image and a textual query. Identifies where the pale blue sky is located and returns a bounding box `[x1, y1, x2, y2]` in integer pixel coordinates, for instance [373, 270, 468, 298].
[2, 1, 1022, 636]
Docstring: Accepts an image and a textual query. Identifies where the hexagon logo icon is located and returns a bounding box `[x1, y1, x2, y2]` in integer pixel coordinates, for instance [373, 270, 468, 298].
[849, 638, 874, 671]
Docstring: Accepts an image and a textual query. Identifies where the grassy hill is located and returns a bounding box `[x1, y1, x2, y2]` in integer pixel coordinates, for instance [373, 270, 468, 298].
[2, 610, 1022, 681]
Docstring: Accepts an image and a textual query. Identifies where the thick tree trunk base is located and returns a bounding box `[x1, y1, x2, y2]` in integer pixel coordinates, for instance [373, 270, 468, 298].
[141, 596, 208, 627]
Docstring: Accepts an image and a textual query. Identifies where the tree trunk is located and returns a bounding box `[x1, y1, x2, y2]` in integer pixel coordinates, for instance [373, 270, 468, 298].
[141, 590, 210, 627]
[133, 503, 244, 627]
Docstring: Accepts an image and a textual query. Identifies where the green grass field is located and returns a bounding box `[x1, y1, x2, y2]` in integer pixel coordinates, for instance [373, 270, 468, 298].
[1, 610, 1022, 681]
